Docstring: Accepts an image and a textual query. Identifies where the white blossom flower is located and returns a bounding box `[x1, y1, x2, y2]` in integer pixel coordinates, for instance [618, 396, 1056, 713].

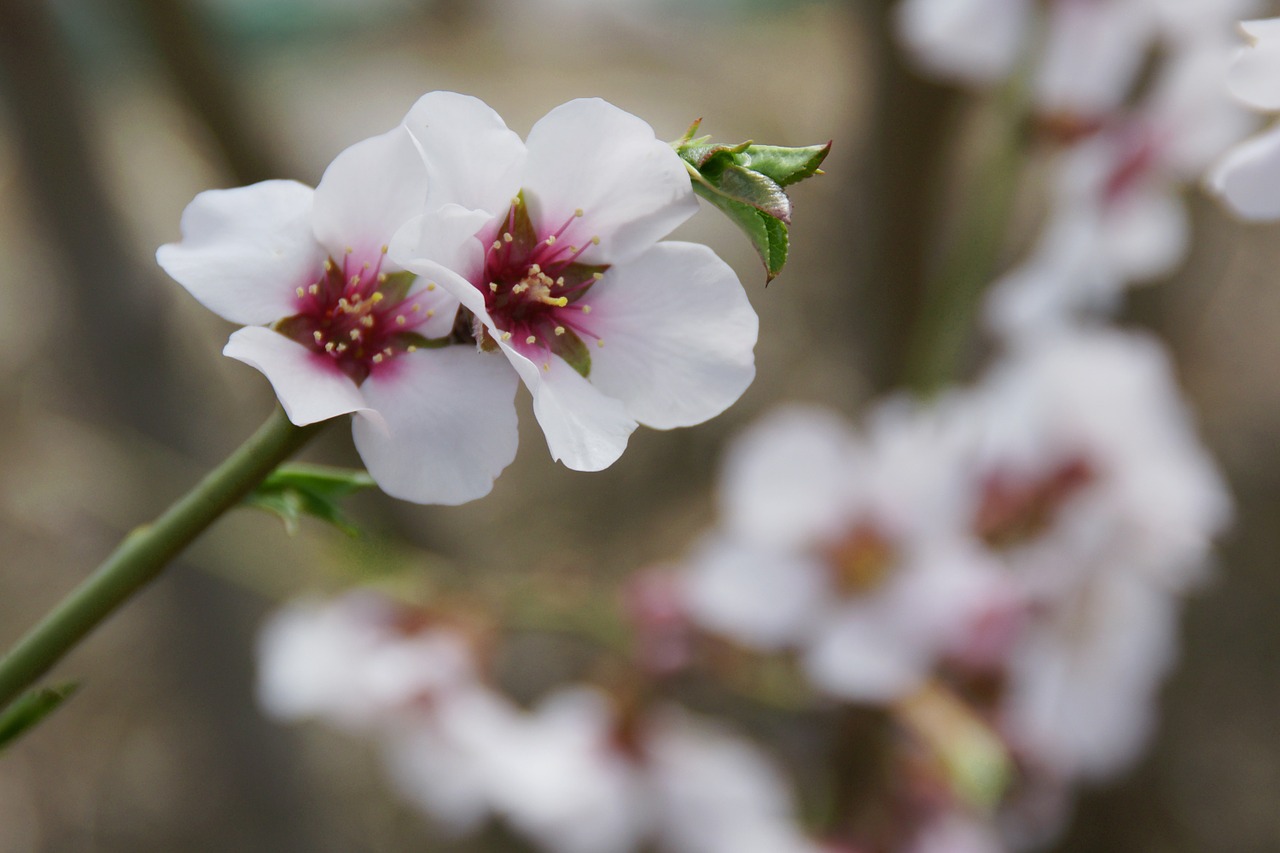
[967, 328, 1230, 596]
[682, 404, 1004, 703]
[392, 92, 758, 472]
[256, 592, 476, 731]
[158, 109, 519, 504]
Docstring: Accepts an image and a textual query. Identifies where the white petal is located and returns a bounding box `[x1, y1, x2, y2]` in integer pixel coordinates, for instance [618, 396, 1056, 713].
[1102, 186, 1188, 282]
[1036, 1, 1151, 118]
[804, 610, 932, 703]
[502, 342, 637, 472]
[716, 405, 860, 549]
[1229, 20, 1280, 110]
[521, 99, 698, 265]
[584, 242, 757, 430]
[223, 326, 371, 426]
[894, 0, 1028, 85]
[403, 91, 526, 217]
[156, 180, 321, 326]
[311, 124, 428, 260]
[352, 347, 519, 505]
[681, 536, 828, 650]
[1207, 123, 1280, 219]
[390, 203, 493, 286]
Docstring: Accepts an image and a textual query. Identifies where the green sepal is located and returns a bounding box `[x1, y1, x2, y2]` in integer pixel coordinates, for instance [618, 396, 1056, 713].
[0, 682, 79, 751]
[244, 463, 377, 536]
[549, 327, 592, 378]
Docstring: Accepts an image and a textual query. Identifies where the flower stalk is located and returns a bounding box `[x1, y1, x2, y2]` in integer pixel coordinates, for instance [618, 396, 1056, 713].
[0, 406, 324, 716]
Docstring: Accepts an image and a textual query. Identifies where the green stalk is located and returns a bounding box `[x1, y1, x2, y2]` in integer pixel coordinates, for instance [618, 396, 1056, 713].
[900, 78, 1030, 394]
[0, 407, 324, 713]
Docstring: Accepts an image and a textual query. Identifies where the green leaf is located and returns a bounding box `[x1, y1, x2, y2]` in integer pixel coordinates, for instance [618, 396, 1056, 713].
[244, 463, 377, 536]
[674, 126, 828, 281]
[0, 682, 79, 751]
[691, 182, 789, 282]
[702, 163, 791, 223]
[735, 142, 831, 187]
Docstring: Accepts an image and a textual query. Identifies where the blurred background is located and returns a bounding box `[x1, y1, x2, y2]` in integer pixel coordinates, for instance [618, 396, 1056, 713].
[0, 0, 1277, 850]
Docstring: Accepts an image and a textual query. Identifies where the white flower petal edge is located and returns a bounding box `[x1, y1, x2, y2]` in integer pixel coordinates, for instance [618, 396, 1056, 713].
[521, 98, 700, 266]
[311, 125, 430, 260]
[1228, 18, 1280, 111]
[403, 92, 527, 222]
[156, 180, 322, 326]
[224, 326, 375, 426]
[1207, 122, 1280, 219]
[502, 345, 637, 472]
[585, 242, 757, 430]
[353, 348, 520, 506]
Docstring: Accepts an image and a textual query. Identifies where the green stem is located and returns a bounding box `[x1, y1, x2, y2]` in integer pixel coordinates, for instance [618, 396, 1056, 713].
[900, 80, 1030, 394]
[0, 407, 324, 712]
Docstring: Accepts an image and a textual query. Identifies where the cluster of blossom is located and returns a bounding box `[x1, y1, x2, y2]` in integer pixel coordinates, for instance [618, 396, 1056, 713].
[257, 592, 824, 853]
[896, 0, 1257, 339]
[678, 325, 1229, 849]
[159, 92, 757, 505]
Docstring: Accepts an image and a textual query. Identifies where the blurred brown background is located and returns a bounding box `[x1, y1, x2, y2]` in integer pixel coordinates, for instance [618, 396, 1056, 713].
[0, 0, 1276, 850]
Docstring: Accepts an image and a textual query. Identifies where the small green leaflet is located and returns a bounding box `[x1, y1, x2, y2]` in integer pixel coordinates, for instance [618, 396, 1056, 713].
[244, 463, 378, 536]
[675, 120, 830, 282]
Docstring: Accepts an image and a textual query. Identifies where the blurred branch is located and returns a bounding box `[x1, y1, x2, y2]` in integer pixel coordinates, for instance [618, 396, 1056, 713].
[900, 77, 1028, 393]
[844, 0, 960, 394]
[127, 0, 282, 184]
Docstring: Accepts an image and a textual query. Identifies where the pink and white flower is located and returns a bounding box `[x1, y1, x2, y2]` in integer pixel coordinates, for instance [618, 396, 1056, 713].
[681, 404, 1005, 703]
[157, 109, 520, 504]
[391, 93, 759, 472]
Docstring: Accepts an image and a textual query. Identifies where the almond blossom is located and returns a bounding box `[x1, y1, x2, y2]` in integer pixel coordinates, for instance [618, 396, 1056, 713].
[158, 110, 519, 505]
[390, 93, 759, 472]
[681, 403, 1005, 703]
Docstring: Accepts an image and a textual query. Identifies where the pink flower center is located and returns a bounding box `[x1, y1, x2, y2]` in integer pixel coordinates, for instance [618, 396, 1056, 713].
[276, 247, 438, 384]
[473, 196, 609, 377]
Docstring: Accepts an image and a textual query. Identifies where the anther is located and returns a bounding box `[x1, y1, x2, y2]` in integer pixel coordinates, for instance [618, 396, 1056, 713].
[591, 236, 600, 245]
[370, 292, 385, 303]
[593, 272, 604, 280]
[597, 339, 604, 348]
[350, 329, 361, 340]
[396, 315, 407, 325]
[312, 330, 324, 343]
[309, 284, 320, 295]
[502, 332, 512, 341]
[324, 260, 334, 272]
[490, 283, 499, 293]
[380, 244, 389, 254]
[296, 287, 305, 298]
[503, 232, 514, 243]
[581, 305, 592, 314]
[372, 353, 384, 364]
[411, 303, 422, 312]
[360, 315, 375, 328]
[526, 335, 537, 344]
[325, 342, 336, 353]
[378, 273, 388, 283]
[426, 309, 435, 318]
[545, 235, 557, 246]
[493, 240, 503, 251]
[426, 283, 436, 291]
[554, 326, 566, 336]
[574, 208, 584, 217]
[407, 345, 418, 353]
